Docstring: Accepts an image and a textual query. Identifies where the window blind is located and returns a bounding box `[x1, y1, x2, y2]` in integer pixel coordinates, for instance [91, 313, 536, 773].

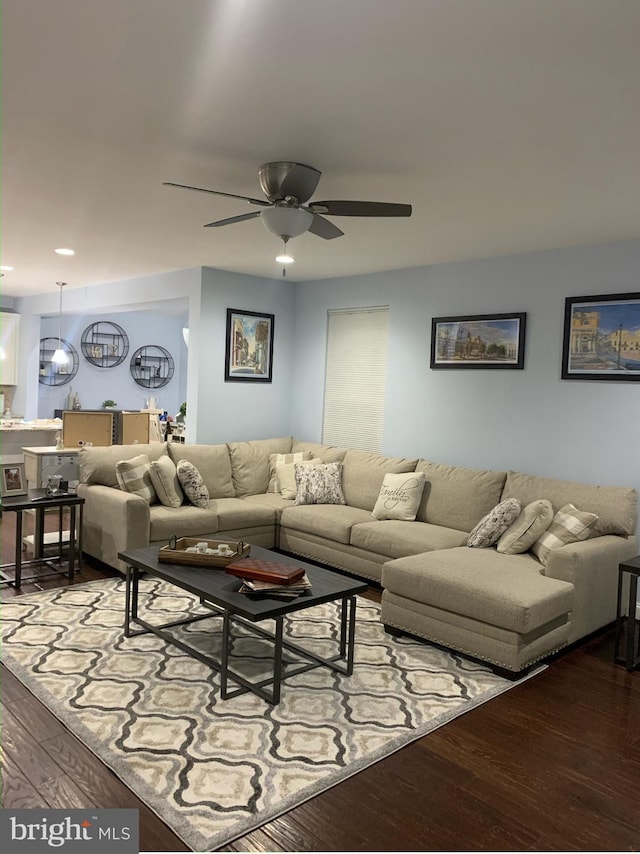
[322, 306, 389, 453]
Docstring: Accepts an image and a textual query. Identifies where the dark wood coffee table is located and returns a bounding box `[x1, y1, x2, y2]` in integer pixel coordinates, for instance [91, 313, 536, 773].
[118, 543, 368, 704]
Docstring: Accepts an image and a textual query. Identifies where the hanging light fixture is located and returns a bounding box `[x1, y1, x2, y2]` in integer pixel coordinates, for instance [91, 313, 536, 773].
[51, 282, 68, 364]
[275, 237, 295, 277]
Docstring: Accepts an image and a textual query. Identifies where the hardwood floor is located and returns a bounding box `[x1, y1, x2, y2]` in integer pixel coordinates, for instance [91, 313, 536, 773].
[2, 510, 638, 852]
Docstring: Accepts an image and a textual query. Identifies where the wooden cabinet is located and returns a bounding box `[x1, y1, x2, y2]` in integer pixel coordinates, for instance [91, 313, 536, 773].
[0, 312, 20, 385]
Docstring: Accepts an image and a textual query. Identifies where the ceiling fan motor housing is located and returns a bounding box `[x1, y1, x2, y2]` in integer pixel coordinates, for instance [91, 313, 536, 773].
[258, 161, 321, 204]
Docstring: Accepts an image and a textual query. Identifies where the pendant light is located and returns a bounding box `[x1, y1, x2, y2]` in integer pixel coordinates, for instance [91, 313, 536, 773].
[51, 282, 68, 364]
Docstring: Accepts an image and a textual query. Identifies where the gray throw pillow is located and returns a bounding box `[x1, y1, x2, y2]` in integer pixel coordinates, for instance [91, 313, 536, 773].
[295, 462, 346, 506]
[176, 460, 209, 509]
[149, 456, 184, 509]
[496, 499, 554, 555]
[467, 498, 521, 548]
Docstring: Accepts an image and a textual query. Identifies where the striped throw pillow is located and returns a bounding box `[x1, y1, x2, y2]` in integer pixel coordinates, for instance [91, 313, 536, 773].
[115, 454, 157, 504]
[267, 451, 312, 493]
[531, 503, 598, 566]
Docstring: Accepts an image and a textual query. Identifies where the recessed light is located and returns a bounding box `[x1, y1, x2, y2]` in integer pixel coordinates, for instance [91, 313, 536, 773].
[55, 247, 75, 256]
[0, 265, 14, 271]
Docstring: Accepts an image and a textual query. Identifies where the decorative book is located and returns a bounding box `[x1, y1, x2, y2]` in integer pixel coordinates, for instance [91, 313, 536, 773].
[225, 558, 305, 585]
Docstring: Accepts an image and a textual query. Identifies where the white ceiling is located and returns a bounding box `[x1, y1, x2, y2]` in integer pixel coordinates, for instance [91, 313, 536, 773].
[3, 0, 640, 298]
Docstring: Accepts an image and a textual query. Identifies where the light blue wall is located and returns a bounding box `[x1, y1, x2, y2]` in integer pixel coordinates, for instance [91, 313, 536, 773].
[37, 309, 188, 417]
[290, 239, 640, 502]
[193, 268, 295, 443]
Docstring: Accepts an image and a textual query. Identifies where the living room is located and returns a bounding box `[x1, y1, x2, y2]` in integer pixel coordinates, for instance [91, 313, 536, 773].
[2, 1, 639, 852]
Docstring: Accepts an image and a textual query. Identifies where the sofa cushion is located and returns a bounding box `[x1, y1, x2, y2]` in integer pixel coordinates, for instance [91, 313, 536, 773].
[115, 454, 157, 504]
[372, 472, 426, 521]
[80, 443, 167, 488]
[415, 460, 507, 532]
[176, 460, 209, 509]
[341, 450, 418, 511]
[211, 498, 275, 530]
[168, 444, 235, 498]
[351, 520, 468, 558]
[227, 438, 292, 496]
[497, 499, 554, 555]
[467, 499, 522, 548]
[295, 462, 346, 505]
[382, 548, 573, 634]
[291, 440, 349, 463]
[501, 471, 637, 537]
[149, 504, 218, 542]
[149, 456, 184, 508]
[268, 451, 313, 493]
[531, 503, 599, 566]
[281, 504, 373, 545]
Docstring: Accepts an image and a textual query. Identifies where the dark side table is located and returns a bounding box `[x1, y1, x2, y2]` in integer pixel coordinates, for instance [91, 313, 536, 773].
[614, 555, 640, 671]
[0, 490, 85, 588]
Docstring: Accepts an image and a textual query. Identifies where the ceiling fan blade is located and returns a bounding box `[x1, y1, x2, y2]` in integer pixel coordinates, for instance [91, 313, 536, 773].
[310, 200, 412, 217]
[203, 211, 262, 228]
[307, 213, 344, 240]
[163, 182, 270, 207]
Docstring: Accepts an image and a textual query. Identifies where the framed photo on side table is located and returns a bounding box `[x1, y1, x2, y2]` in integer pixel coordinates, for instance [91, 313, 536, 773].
[561, 292, 640, 382]
[225, 309, 275, 383]
[1, 462, 27, 498]
[430, 313, 526, 370]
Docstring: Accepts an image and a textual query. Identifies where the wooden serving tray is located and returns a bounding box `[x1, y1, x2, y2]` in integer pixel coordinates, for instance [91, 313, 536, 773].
[158, 537, 250, 567]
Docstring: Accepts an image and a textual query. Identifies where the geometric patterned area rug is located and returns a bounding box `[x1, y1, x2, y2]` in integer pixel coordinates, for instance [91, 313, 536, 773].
[2, 578, 543, 852]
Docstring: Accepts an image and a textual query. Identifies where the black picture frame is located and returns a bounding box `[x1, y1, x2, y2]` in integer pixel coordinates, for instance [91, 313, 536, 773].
[430, 312, 526, 370]
[225, 309, 275, 383]
[561, 292, 640, 382]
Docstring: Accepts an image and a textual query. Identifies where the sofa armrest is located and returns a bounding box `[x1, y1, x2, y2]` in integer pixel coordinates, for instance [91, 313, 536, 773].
[544, 534, 638, 641]
[78, 483, 151, 573]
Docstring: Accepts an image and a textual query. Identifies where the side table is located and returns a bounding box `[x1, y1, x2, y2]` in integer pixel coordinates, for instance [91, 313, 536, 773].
[0, 490, 85, 588]
[614, 555, 640, 671]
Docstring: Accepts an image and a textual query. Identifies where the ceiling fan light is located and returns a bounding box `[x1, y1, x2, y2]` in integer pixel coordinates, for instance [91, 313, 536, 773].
[261, 206, 313, 238]
[275, 253, 294, 264]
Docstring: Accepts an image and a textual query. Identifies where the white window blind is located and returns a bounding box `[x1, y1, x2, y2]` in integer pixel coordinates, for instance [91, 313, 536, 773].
[322, 306, 389, 453]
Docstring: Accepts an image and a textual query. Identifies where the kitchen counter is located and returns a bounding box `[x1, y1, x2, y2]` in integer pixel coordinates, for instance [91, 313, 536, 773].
[0, 420, 61, 464]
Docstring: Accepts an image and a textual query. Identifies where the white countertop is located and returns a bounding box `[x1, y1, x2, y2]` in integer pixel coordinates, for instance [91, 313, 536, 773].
[0, 420, 62, 432]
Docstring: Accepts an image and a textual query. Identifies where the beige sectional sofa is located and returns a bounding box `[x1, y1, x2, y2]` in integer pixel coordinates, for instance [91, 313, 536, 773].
[77, 436, 638, 673]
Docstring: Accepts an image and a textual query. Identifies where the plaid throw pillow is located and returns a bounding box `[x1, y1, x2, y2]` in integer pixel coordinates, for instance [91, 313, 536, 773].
[267, 451, 312, 492]
[531, 502, 598, 566]
[115, 454, 157, 504]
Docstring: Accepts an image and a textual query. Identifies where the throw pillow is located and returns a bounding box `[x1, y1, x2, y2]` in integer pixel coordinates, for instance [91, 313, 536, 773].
[267, 451, 312, 493]
[496, 499, 554, 555]
[176, 460, 209, 509]
[149, 456, 184, 509]
[531, 503, 599, 566]
[467, 498, 521, 548]
[276, 458, 325, 500]
[372, 471, 426, 521]
[295, 461, 346, 506]
[115, 454, 157, 504]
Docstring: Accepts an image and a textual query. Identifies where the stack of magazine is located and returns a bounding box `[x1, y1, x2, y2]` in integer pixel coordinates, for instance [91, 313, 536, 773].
[225, 558, 313, 599]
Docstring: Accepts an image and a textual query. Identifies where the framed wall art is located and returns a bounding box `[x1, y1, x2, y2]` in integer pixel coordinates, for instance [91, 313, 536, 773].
[225, 309, 274, 383]
[1, 462, 27, 497]
[561, 292, 640, 381]
[430, 312, 526, 370]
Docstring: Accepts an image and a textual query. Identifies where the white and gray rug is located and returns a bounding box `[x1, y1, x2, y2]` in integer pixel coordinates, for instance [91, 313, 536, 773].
[2, 578, 542, 851]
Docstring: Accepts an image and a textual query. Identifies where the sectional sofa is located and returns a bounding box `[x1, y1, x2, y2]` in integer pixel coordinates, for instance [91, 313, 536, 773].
[77, 437, 638, 673]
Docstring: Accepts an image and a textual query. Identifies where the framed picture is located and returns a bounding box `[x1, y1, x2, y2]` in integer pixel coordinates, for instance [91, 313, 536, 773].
[430, 313, 526, 370]
[562, 292, 640, 381]
[1, 462, 27, 497]
[225, 309, 274, 383]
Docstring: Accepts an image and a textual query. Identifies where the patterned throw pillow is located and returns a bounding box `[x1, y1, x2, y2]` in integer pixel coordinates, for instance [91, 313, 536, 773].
[267, 451, 313, 492]
[372, 472, 426, 521]
[115, 454, 157, 504]
[176, 460, 209, 509]
[531, 503, 599, 566]
[496, 499, 554, 555]
[149, 456, 184, 509]
[294, 462, 346, 506]
[277, 458, 325, 500]
[467, 498, 521, 548]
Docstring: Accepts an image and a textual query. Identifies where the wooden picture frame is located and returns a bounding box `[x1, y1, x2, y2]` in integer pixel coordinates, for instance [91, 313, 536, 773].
[1, 462, 27, 497]
[561, 292, 640, 381]
[430, 312, 526, 370]
[225, 309, 275, 383]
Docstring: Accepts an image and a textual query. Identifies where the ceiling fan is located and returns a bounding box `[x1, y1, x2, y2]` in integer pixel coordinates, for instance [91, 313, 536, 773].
[163, 161, 412, 242]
